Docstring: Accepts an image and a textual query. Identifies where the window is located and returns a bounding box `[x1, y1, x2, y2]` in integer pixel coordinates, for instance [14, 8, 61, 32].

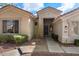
[3, 20, 19, 33]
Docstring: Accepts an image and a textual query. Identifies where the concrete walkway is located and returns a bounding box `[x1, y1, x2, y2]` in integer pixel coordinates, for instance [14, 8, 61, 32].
[46, 38, 64, 53]
[46, 38, 79, 55]
[62, 46, 79, 54]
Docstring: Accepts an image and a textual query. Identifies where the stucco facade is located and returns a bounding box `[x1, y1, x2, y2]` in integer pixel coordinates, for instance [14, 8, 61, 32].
[37, 7, 62, 38]
[36, 7, 79, 44]
[0, 5, 35, 40]
[53, 8, 79, 44]
[59, 9, 79, 44]
[0, 5, 79, 44]
[53, 18, 63, 43]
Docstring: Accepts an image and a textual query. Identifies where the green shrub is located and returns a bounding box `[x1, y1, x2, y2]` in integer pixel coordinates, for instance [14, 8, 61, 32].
[74, 39, 79, 46]
[0, 35, 9, 43]
[0, 34, 28, 45]
[7, 35, 14, 43]
[13, 34, 28, 45]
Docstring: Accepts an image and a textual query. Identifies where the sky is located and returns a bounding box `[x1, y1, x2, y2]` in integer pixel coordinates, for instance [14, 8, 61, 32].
[1, 3, 79, 14]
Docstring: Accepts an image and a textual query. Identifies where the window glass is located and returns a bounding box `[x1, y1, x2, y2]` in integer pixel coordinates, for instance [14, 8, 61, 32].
[3, 20, 19, 33]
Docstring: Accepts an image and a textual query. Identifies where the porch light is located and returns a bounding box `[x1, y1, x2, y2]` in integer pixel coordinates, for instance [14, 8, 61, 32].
[65, 26, 67, 28]
[28, 19, 31, 22]
[65, 26, 68, 30]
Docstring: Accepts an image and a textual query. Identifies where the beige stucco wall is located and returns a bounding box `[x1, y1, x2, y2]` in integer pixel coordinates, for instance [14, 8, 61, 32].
[53, 19, 63, 43]
[0, 6, 34, 40]
[62, 19, 69, 43]
[33, 19, 39, 38]
[37, 8, 61, 38]
[59, 10, 79, 44]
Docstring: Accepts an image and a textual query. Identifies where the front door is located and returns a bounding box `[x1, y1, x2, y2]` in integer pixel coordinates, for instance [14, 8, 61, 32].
[43, 18, 53, 37]
[44, 23, 49, 36]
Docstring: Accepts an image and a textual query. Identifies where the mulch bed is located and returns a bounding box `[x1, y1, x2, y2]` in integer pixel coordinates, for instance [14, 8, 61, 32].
[0, 41, 33, 53]
[0, 43, 16, 53]
[0, 39, 32, 53]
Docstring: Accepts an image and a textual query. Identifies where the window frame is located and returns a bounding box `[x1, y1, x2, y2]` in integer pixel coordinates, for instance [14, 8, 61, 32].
[2, 20, 19, 33]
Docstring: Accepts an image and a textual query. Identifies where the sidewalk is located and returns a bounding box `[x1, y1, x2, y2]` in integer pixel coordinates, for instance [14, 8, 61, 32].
[46, 38, 64, 53]
[46, 37, 79, 55]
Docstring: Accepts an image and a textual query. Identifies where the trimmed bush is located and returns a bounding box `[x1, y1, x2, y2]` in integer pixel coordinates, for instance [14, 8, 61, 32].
[74, 39, 79, 46]
[0, 34, 28, 45]
[7, 35, 15, 43]
[0, 35, 9, 43]
[13, 34, 28, 45]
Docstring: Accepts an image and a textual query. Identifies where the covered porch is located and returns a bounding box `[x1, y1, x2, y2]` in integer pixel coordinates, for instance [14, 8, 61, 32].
[34, 7, 62, 39]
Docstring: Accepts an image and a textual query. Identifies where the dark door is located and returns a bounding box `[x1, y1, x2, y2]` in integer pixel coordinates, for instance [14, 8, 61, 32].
[43, 18, 53, 37]
[44, 24, 49, 36]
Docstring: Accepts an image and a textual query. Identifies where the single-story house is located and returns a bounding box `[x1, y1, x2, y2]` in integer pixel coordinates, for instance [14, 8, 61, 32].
[0, 5, 79, 44]
[0, 5, 35, 40]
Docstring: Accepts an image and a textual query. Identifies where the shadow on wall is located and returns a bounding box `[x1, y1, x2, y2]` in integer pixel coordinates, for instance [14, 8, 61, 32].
[51, 33, 59, 42]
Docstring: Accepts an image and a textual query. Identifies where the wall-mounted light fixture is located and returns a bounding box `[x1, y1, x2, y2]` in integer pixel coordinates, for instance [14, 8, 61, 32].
[28, 19, 30, 22]
[65, 26, 67, 28]
[35, 22, 38, 26]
